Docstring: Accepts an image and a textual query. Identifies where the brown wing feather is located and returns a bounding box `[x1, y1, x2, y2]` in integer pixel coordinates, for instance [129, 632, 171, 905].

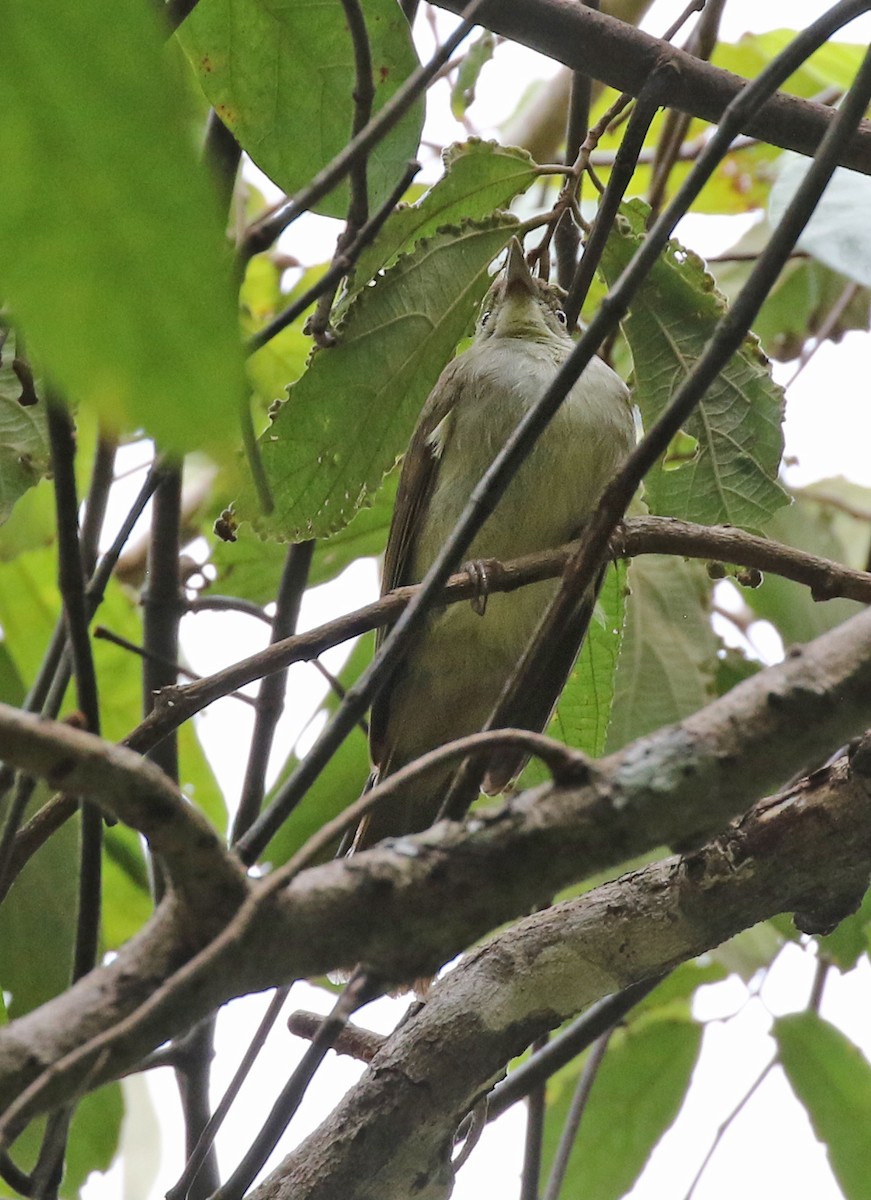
[368, 364, 462, 766]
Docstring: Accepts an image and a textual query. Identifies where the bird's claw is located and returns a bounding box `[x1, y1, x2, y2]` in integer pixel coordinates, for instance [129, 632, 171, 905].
[463, 559, 493, 616]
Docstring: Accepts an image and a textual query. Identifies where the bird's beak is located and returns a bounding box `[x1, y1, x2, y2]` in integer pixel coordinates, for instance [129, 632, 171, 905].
[504, 238, 537, 296]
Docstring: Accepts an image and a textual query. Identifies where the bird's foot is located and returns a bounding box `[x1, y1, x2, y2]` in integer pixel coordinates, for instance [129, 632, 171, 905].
[462, 558, 496, 616]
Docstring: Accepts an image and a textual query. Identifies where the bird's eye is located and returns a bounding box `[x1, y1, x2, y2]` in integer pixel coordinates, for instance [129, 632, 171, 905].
[480, 310, 492, 327]
[556, 310, 567, 325]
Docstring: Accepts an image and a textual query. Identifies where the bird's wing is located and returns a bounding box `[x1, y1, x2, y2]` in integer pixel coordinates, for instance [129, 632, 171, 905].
[369, 362, 462, 766]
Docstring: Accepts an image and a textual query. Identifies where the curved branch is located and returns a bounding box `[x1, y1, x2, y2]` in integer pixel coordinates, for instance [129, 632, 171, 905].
[251, 747, 871, 1199]
[4, 605, 871, 1122]
[0, 705, 246, 915]
[433, 0, 871, 173]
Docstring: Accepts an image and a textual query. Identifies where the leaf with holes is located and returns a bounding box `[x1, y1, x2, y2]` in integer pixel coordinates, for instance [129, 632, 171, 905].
[351, 140, 539, 288]
[600, 200, 789, 530]
[254, 217, 519, 540]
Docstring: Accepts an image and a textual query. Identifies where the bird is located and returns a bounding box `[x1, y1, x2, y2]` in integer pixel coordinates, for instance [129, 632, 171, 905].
[354, 237, 635, 850]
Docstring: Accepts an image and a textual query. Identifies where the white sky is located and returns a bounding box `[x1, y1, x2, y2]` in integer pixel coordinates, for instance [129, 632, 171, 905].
[86, 3, 871, 1198]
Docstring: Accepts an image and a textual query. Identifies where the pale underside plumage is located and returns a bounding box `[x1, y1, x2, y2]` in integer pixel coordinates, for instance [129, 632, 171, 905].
[357, 245, 635, 849]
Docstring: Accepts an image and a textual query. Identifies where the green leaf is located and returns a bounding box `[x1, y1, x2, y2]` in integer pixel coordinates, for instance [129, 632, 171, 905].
[541, 1013, 702, 1200]
[1, 1083, 123, 1199]
[740, 494, 864, 644]
[817, 888, 871, 973]
[242, 256, 314, 410]
[260, 633, 374, 867]
[353, 140, 539, 286]
[605, 557, 717, 752]
[776, 1012, 871, 1200]
[0, 0, 245, 456]
[254, 218, 519, 539]
[178, 0, 423, 220]
[713, 221, 871, 362]
[770, 154, 871, 290]
[451, 34, 496, 119]
[520, 561, 628, 789]
[599, 201, 789, 529]
[0, 786, 78, 1017]
[0, 332, 50, 525]
[102, 825, 153, 951]
[715, 32, 867, 100]
[799, 477, 871, 569]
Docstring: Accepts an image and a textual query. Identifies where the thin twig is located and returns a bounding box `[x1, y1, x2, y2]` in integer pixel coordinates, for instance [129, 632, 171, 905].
[564, 74, 665, 328]
[142, 466, 183, 784]
[92, 627, 257, 708]
[682, 1058, 775, 1200]
[785, 279, 862, 387]
[647, 0, 727, 218]
[125, 514, 871, 762]
[232, 541, 315, 843]
[519, 1035, 548, 1200]
[554, 0, 599, 288]
[208, 971, 383, 1200]
[542, 1029, 613, 1200]
[167, 988, 292, 1200]
[306, 0, 374, 344]
[186, 595, 272, 624]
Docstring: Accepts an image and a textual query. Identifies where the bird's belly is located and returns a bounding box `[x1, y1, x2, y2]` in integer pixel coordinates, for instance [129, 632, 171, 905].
[384, 582, 555, 767]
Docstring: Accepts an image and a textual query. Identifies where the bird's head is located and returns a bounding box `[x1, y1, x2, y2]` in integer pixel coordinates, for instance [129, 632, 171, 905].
[476, 238, 570, 343]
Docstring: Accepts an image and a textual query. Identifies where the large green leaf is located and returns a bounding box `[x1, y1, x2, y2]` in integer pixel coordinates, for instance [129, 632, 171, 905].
[352, 140, 539, 287]
[600, 201, 789, 530]
[254, 218, 519, 539]
[0, 784, 78, 1018]
[605, 557, 717, 752]
[541, 1013, 702, 1200]
[0, 0, 245, 456]
[260, 632, 374, 867]
[776, 1012, 871, 1200]
[520, 561, 628, 789]
[740, 493, 864, 644]
[178, 0, 423, 219]
[0, 1083, 123, 1199]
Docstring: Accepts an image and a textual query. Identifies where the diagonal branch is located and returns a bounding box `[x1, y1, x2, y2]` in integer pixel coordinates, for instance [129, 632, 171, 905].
[250, 743, 871, 1199]
[432, 0, 871, 173]
[0, 705, 246, 916]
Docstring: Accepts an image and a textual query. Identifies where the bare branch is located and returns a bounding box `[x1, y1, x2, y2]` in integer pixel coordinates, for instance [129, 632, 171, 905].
[249, 746, 871, 1199]
[127, 514, 871, 758]
[432, 0, 871, 174]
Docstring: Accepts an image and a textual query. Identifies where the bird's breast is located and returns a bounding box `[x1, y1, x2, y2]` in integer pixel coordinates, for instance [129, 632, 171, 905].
[412, 337, 633, 575]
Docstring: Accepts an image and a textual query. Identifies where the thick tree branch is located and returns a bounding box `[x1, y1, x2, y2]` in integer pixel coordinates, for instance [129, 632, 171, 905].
[432, 0, 871, 174]
[251, 746, 871, 1200]
[0, 706, 246, 915]
[3, 605, 871, 1123]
